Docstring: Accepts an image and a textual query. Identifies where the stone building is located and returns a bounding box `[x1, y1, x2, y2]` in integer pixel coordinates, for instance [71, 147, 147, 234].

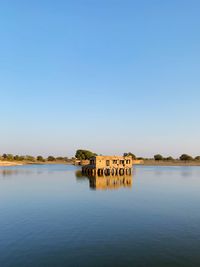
[82, 155, 132, 176]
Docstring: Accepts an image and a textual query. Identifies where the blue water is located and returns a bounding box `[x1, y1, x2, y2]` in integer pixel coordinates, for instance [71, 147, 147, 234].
[1, 164, 200, 267]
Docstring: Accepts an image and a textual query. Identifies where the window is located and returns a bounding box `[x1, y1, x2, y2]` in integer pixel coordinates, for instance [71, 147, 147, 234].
[106, 160, 110, 166]
[113, 160, 117, 164]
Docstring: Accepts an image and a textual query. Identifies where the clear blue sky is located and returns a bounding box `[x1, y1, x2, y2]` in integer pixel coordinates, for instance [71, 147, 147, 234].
[0, 0, 200, 157]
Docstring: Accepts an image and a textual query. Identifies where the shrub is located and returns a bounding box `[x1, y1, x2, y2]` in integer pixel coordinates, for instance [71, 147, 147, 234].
[14, 155, 20, 161]
[154, 154, 163, 161]
[165, 156, 174, 161]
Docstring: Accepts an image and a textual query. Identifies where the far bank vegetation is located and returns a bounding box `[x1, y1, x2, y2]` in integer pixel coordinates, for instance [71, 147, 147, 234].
[0, 154, 72, 164]
[1, 150, 200, 166]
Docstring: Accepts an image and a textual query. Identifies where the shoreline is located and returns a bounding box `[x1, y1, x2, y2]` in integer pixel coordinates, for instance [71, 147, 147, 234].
[0, 161, 24, 166]
[1, 160, 200, 167]
[0, 160, 73, 167]
[141, 160, 200, 166]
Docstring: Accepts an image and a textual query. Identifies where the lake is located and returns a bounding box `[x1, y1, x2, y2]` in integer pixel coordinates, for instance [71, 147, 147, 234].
[0, 164, 200, 267]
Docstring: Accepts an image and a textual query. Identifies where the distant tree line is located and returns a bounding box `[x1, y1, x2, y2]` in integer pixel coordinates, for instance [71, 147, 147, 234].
[123, 152, 200, 161]
[74, 149, 200, 162]
[154, 154, 200, 161]
[0, 154, 70, 162]
[1, 150, 200, 163]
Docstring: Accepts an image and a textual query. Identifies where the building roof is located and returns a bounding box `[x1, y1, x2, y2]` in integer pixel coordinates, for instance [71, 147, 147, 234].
[92, 155, 132, 159]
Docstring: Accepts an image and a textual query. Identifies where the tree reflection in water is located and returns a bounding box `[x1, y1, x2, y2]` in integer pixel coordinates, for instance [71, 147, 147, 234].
[0, 169, 32, 177]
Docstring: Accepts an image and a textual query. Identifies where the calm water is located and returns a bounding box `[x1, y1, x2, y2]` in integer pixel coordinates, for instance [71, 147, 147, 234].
[1, 164, 200, 267]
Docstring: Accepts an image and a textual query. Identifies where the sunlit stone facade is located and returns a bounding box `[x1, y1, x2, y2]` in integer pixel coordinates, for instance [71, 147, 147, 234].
[82, 155, 132, 176]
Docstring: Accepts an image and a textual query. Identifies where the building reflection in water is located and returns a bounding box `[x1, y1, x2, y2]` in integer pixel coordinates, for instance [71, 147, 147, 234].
[75, 170, 133, 190]
[89, 175, 132, 190]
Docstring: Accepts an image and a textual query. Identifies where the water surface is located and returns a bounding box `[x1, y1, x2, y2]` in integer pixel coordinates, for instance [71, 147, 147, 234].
[1, 164, 200, 267]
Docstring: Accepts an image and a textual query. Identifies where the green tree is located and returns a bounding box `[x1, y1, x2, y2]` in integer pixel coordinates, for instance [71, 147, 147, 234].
[37, 156, 45, 161]
[180, 154, 193, 161]
[18, 156, 25, 161]
[25, 155, 35, 162]
[2, 154, 7, 159]
[123, 152, 136, 160]
[14, 155, 20, 161]
[47, 156, 56, 161]
[75, 149, 97, 160]
[195, 156, 200, 161]
[56, 157, 64, 161]
[154, 154, 163, 161]
[3, 154, 14, 161]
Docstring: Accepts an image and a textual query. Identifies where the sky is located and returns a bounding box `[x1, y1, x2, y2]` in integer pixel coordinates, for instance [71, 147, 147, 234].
[0, 0, 200, 158]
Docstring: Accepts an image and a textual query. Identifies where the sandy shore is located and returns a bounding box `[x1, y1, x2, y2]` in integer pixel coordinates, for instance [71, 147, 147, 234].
[0, 161, 24, 166]
[0, 160, 72, 166]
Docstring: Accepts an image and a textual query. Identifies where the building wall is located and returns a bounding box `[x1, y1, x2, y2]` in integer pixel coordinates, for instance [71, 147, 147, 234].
[90, 156, 132, 169]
